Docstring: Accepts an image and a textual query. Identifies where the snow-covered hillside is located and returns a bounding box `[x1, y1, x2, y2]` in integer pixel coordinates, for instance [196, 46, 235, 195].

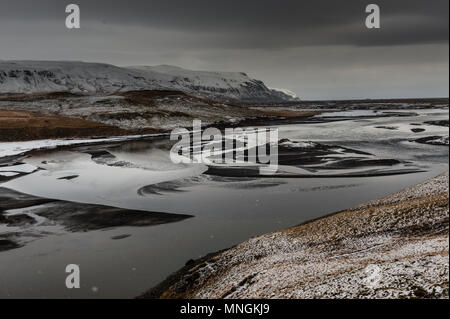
[0, 61, 298, 102]
[269, 87, 298, 100]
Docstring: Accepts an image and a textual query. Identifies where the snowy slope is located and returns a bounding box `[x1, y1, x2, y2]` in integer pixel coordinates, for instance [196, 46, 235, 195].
[269, 87, 298, 100]
[0, 61, 168, 94]
[129, 65, 296, 101]
[0, 61, 298, 102]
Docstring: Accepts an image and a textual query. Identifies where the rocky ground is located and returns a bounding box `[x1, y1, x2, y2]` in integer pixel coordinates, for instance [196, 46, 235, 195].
[143, 172, 449, 299]
[0, 91, 318, 141]
[1, 93, 447, 142]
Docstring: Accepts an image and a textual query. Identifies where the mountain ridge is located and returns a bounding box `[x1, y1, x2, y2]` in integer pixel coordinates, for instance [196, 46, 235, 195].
[0, 60, 298, 102]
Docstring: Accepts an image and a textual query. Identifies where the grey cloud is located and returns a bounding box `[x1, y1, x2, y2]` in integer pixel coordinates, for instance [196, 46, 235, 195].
[0, 0, 448, 48]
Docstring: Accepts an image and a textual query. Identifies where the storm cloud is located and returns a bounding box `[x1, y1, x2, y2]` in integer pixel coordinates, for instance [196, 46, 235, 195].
[0, 0, 448, 99]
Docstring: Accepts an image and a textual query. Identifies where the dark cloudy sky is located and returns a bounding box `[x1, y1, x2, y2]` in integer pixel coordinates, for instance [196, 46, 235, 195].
[0, 0, 448, 99]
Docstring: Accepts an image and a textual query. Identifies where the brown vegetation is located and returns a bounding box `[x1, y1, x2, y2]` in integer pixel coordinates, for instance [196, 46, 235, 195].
[0, 109, 149, 141]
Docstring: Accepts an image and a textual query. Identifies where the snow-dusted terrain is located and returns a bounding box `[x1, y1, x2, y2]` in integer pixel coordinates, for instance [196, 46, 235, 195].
[144, 172, 449, 299]
[0, 61, 297, 102]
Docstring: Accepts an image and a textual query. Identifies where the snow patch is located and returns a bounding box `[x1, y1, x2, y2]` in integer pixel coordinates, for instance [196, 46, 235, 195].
[428, 136, 449, 146]
[0, 163, 37, 173]
[315, 110, 379, 118]
[269, 87, 298, 99]
[0, 134, 165, 158]
[279, 141, 316, 148]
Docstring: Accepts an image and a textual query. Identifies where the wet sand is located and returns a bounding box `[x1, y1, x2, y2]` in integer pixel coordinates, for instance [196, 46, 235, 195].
[0, 187, 193, 251]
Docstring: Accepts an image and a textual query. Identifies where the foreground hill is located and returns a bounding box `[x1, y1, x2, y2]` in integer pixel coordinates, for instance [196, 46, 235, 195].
[143, 172, 449, 299]
[0, 61, 297, 102]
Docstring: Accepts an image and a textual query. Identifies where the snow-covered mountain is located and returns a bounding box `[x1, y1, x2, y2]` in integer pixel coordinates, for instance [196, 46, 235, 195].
[0, 61, 298, 102]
